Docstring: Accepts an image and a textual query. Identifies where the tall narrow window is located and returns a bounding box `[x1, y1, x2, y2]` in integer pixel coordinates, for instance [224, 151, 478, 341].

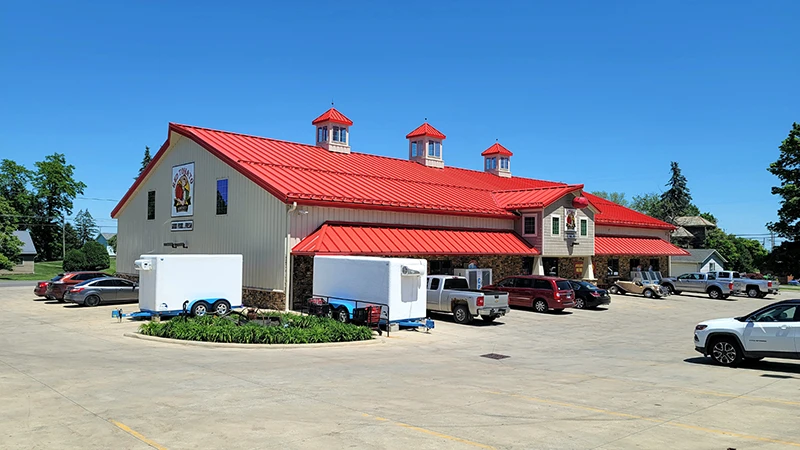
[411, 141, 418, 157]
[500, 157, 509, 169]
[322, 126, 327, 141]
[333, 126, 340, 142]
[435, 141, 441, 157]
[551, 216, 560, 235]
[340, 127, 347, 143]
[317, 127, 323, 142]
[216, 179, 228, 215]
[147, 191, 155, 220]
[580, 218, 588, 236]
[428, 141, 435, 156]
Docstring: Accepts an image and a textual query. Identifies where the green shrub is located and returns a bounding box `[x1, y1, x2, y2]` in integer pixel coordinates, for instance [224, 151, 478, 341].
[63, 249, 88, 272]
[82, 241, 110, 270]
[138, 313, 374, 344]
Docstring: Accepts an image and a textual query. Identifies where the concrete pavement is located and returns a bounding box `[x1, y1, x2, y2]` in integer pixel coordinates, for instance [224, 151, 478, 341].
[1, 286, 799, 449]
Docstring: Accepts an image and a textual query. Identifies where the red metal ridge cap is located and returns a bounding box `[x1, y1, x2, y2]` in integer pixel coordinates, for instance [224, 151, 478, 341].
[481, 143, 513, 157]
[405, 123, 446, 139]
[311, 108, 353, 126]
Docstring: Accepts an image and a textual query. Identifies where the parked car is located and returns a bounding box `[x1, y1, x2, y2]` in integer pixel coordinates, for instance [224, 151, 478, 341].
[64, 277, 139, 306]
[34, 274, 64, 298]
[660, 272, 737, 299]
[706, 271, 777, 298]
[484, 275, 575, 313]
[608, 271, 669, 298]
[426, 275, 510, 324]
[46, 271, 112, 301]
[694, 299, 800, 367]
[569, 280, 611, 309]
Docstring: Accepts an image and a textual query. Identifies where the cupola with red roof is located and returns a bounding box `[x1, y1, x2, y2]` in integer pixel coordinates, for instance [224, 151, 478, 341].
[407, 121, 446, 169]
[481, 141, 513, 178]
[312, 107, 353, 154]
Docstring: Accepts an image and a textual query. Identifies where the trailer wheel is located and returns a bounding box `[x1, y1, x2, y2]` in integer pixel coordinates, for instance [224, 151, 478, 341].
[335, 307, 349, 323]
[212, 300, 231, 315]
[191, 301, 210, 317]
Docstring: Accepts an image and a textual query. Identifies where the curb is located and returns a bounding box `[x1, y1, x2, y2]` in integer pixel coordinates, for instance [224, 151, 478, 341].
[123, 332, 384, 349]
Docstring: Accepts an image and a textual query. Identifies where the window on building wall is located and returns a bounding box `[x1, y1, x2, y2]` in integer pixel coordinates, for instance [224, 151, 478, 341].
[500, 157, 509, 169]
[317, 127, 323, 142]
[333, 126, 340, 142]
[321, 126, 328, 141]
[580, 218, 588, 236]
[216, 179, 228, 215]
[607, 258, 619, 276]
[709, 262, 716, 272]
[429, 260, 452, 275]
[649, 258, 660, 271]
[629, 258, 641, 272]
[147, 191, 155, 220]
[428, 141, 441, 158]
[411, 141, 418, 157]
[551, 216, 560, 235]
[340, 127, 347, 143]
[523, 215, 537, 236]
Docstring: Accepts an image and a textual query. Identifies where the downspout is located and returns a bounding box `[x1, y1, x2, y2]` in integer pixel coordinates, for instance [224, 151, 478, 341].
[284, 201, 297, 311]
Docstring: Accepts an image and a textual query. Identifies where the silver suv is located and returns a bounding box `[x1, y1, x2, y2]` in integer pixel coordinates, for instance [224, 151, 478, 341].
[660, 272, 739, 299]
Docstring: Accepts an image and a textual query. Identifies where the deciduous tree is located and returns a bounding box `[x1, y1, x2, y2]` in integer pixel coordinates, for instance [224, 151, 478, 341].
[591, 191, 628, 206]
[767, 123, 800, 241]
[630, 193, 663, 219]
[0, 159, 35, 221]
[0, 197, 23, 270]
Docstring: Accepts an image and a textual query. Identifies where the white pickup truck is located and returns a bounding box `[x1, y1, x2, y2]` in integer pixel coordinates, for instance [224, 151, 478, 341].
[426, 275, 510, 324]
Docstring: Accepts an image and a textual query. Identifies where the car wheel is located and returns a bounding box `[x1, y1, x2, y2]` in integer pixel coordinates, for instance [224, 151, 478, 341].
[710, 337, 742, 367]
[533, 299, 548, 313]
[84, 295, 101, 307]
[662, 284, 673, 294]
[643, 289, 654, 299]
[708, 288, 722, 299]
[191, 301, 210, 317]
[212, 300, 231, 315]
[608, 286, 620, 295]
[480, 314, 497, 323]
[335, 307, 350, 323]
[575, 298, 586, 309]
[453, 304, 473, 324]
[746, 287, 759, 298]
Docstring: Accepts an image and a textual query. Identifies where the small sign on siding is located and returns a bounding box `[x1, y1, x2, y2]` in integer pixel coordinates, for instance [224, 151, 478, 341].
[171, 220, 194, 232]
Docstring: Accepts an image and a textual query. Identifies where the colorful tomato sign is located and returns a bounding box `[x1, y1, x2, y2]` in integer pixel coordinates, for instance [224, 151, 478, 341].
[564, 208, 577, 233]
[172, 162, 194, 217]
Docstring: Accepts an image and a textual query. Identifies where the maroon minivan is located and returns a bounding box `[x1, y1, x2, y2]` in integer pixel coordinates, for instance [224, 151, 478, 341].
[485, 275, 576, 313]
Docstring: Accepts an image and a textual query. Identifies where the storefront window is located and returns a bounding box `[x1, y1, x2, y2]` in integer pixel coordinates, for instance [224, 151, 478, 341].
[649, 258, 660, 271]
[543, 258, 559, 276]
[429, 260, 452, 275]
[629, 258, 641, 272]
[607, 258, 619, 276]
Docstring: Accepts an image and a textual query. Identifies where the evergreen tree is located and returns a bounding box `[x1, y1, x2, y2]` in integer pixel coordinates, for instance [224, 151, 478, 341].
[74, 209, 99, 246]
[63, 223, 82, 252]
[767, 123, 800, 240]
[660, 162, 693, 224]
[139, 146, 152, 176]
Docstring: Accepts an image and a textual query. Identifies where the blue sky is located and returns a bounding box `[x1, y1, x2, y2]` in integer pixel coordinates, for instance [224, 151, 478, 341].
[1, 1, 797, 245]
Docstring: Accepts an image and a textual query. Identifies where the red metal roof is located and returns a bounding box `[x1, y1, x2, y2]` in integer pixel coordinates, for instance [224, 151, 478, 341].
[584, 193, 675, 230]
[292, 222, 539, 256]
[405, 123, 446, 139]
[594, 236, 690, 256]
[493, 185, 584, 209]
[481, 143, 513, 157]
[311, 108, 353, 126]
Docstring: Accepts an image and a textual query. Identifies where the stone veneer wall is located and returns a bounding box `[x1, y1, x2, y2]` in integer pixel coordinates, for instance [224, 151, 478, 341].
[290, 255, 525, 310]
[113, 273, 286, 311]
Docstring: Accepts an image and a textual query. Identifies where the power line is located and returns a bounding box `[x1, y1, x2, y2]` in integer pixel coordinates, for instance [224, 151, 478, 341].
[77, 196, 120, 202]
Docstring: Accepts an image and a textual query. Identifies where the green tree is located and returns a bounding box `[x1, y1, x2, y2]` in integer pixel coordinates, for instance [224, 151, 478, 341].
[63, 249, 87, 272]
[767, 123, 800, 240]
[705, 228, 767, 273]
[630, 193, 663, 219]
[82, 240, 110, 270]
[699, 212, 718, 225]
[74, 209, 99, 246]
[0, 159, 35, 221]
[763, 241, 800, 277]
[30, 153, 86, 261]
[139, 146, 152, 176]
[63, 223, 81, 252]
[108, 234, 117, 253]
[0, 197, 23, 270]
[660, 162, 693, 224]
[591, 191, 628, 206]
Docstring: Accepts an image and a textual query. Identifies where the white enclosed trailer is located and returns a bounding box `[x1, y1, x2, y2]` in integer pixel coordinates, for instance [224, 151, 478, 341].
[312, 256, 429, 324]
[113, 254, 243, 318]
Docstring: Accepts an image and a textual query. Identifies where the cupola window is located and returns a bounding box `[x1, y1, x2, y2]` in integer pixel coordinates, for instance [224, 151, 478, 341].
[333, 126, 347, 143]
[500, 157, 509, 169]
[428, 141, 441, 158]
[411, 141, 419, 157]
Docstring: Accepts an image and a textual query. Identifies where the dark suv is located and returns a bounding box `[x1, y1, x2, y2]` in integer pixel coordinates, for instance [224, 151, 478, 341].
[485, 275, 576, 313]
[46, 272, 111, 301]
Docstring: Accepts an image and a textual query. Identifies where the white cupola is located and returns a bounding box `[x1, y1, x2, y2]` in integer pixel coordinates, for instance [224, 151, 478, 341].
[482, 142, 513, 177]
[406, 121, 446, 168]
[312, 107, 353, 154]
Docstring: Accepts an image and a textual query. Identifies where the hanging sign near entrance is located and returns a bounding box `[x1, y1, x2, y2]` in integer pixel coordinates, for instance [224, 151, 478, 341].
[574, 260, 584, 277]
[172, 162, 195, 217]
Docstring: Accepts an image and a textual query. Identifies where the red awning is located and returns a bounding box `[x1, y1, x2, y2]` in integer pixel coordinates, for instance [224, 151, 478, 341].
[595, 236, 690, 256]
[293, 223, 539, 256]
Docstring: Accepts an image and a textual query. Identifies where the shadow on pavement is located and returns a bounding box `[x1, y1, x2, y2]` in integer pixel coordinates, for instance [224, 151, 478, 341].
[427, 311, 507, 327]
[684, 356, 800, 376]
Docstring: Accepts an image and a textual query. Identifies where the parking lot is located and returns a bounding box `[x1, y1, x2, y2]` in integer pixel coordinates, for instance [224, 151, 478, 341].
[1, 285, 799, 449]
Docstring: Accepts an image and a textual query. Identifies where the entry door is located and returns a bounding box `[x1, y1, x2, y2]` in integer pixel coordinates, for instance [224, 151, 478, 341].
[744, 304, 799, 354]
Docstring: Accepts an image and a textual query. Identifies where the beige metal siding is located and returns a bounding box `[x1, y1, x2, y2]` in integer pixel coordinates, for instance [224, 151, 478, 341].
[289, 205, 514, 247]
[596, 225, 671, 240]
[541, 197, 594, 257]
[115, 133, 287, 290]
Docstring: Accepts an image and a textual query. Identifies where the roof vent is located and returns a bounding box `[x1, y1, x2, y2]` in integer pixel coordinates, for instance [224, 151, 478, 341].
[406, 122, 446, 168]
[312, 107, 353, 154]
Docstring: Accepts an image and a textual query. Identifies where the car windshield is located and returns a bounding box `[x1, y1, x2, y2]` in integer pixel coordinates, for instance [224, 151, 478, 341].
[443, 278, 470, 290]
[555, 280, 572, 290]
[50, 274, 64, 281]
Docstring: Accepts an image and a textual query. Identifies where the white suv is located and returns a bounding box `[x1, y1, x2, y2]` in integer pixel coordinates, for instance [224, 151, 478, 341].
[694, 300, 800, 367]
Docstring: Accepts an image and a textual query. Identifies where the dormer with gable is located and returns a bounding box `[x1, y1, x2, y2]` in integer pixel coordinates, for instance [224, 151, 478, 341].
[407, 122, 446, 169]
[313, 107, 353, 154]
[482, 142, 512, 177]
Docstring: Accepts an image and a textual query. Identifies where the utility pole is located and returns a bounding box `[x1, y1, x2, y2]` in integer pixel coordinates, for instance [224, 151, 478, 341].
[62, 213, 66, 260]
[770, 231, 775, 251]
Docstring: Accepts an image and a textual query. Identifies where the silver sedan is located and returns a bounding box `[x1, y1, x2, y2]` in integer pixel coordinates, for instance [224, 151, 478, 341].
[64, 277, 139, 307]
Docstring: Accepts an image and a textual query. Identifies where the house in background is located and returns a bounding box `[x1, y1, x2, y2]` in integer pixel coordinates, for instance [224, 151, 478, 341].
[96, 232, 117, 257]
[0, 230, 38, 274]
[674, 216, 716, 248]
[670, 249, 727, 275]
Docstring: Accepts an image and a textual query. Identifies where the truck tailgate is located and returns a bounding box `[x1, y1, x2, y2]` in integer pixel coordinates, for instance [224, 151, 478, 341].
[482, 291, 509, 307]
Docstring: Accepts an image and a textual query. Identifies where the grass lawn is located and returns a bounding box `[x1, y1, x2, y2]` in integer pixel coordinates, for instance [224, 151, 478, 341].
[0, 258, 117, 281]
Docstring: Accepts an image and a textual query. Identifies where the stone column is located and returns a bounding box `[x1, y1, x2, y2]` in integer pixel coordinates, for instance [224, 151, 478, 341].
[533, 256, 545, 275]
[583, 256, 596, 281]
